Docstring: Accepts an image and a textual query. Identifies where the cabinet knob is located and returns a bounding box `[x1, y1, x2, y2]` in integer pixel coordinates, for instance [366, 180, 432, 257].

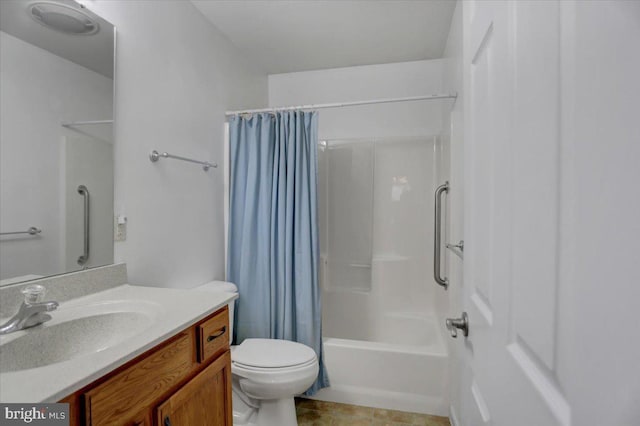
[164, 416, 172, 426]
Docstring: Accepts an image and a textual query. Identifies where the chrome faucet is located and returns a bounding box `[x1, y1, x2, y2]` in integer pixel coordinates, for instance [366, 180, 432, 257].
[0, 285, 58, 335]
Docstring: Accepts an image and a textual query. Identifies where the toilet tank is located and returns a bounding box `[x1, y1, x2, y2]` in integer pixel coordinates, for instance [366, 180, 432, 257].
[193, 281, 238, 345]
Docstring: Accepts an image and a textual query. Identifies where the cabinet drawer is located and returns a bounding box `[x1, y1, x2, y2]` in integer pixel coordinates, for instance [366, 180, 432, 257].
[85, 332, 195, 426]
[197, 307, 229, 363]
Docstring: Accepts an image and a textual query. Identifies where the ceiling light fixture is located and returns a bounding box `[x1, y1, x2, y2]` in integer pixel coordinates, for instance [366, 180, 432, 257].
[28, 2, 99, 35]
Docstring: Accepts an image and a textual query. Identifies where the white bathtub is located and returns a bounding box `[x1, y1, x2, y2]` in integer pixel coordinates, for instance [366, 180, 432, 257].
[311, 315, 449, 416]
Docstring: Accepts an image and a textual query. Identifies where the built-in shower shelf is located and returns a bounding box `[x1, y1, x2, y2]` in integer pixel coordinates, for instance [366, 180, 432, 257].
[348, 263, 371, 268]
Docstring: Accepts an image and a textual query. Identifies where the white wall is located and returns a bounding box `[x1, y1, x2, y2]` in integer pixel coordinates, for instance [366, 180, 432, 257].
[269, 60, 447, 140]
[87, 0, 268, 288]
[441, 2, 464, 424]
[0, 31, 113, 280]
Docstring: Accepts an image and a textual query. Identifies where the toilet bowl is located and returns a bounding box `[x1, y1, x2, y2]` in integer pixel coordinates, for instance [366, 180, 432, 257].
[232, 338, 318, 425]
[194, 282, 319, 426]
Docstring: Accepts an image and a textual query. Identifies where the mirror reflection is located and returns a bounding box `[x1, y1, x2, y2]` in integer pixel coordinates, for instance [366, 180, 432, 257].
[0, 0, 115, 286]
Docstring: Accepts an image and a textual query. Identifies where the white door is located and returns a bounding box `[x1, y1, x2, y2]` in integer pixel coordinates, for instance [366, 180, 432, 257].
[456, 1, 640, 425]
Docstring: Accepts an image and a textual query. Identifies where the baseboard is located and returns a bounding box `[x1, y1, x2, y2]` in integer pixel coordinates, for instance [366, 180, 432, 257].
[308, 384, 448, 417]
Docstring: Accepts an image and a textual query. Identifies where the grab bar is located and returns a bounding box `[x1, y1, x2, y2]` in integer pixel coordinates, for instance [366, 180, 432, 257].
[0, 227, 42, 236]
[434, 181, 449, 288]
[77, 185, 90, 266]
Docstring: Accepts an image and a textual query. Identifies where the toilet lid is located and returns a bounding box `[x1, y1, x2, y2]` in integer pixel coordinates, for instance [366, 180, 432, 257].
[232, 338, 317, 368]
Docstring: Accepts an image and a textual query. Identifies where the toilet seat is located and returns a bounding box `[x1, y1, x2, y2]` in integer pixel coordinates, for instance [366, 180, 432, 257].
[233, 356, 317, 373]
[232, 338, 317, 369]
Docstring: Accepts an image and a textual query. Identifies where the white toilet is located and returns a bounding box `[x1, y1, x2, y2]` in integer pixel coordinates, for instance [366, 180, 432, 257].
[195, 282, 319, 426]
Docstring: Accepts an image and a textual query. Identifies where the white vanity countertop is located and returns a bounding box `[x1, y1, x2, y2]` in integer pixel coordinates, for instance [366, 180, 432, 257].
[0, 284, 237, 403]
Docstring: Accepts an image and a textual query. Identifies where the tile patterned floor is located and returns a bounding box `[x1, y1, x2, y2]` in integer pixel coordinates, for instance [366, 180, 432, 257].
[295, 398, 451, 426]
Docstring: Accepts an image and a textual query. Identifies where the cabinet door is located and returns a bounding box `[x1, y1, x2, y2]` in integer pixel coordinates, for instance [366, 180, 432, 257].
[85, 332, 195, 425]
[156, 350, 232, 426]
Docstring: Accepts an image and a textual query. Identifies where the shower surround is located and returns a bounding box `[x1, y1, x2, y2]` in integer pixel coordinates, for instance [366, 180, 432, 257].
[315, 136, 449, 415]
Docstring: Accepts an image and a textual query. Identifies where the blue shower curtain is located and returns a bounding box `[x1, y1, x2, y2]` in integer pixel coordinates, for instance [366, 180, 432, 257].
[227, 111, 329, 395]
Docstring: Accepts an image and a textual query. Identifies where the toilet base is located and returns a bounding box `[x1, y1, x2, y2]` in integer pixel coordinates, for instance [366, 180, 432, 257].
[232, 388, 298, 426]
[255, 398, 297, 426]
[232, 387, 258, 425]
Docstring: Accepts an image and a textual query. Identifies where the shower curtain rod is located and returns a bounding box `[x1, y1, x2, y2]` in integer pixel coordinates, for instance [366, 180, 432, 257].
[224, 93, 457, 118]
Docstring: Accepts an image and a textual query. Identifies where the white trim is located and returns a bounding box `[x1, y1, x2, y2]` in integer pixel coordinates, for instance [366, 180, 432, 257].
[223, 122, 229, 280]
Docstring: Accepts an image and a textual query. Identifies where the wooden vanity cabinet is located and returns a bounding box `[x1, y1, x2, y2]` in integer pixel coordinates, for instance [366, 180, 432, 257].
[60, 306, 231, 426]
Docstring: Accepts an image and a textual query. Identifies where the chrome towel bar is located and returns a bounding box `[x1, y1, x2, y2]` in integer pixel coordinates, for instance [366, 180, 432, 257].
[0, 227, 42, 236]
[149, 150, 217, 172]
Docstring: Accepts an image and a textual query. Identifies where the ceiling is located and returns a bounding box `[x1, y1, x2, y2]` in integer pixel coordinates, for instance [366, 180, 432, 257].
[191, 0, 456, 74]
[0, 0, 114, 78]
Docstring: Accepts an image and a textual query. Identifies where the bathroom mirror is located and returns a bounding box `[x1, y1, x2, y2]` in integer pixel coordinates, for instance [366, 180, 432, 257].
[0, 0, 115, 286]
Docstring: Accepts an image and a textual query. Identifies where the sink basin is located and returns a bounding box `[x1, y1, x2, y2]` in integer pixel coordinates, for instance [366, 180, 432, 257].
[0, 302, 158, 372]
